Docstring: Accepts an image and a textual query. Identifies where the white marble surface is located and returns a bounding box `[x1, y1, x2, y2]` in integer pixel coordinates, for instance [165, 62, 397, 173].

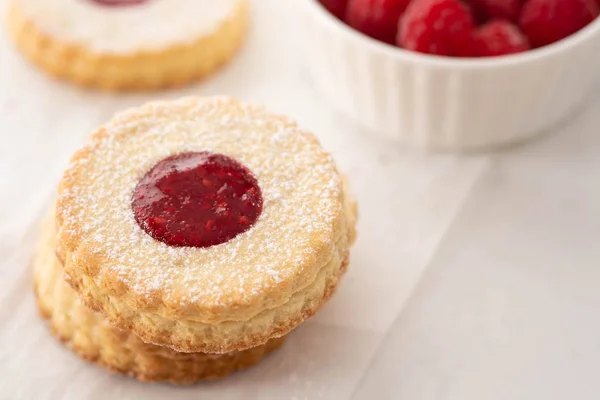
[0, 1, 598, 399]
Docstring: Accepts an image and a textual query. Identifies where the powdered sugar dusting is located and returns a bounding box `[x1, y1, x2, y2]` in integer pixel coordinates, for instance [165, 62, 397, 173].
[58, 97, 343, 315]
[19, 0, 241, 53]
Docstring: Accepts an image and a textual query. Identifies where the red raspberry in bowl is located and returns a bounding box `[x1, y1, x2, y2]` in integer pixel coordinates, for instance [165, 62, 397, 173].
[346, 0, 411, 44]
[319, 0, 349, 20]
[519, 0, 599, 48]
[474, 20, 530, 56]
[398, 0, 476, 56]
[470, 0, 522, 22]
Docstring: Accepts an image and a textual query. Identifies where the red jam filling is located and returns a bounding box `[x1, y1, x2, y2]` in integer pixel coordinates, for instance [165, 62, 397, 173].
[88, 0, 149, 7]
[132, 152, 263, 248]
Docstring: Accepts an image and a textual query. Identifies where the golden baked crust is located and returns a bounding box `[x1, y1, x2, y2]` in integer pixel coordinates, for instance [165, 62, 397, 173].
[56, 97, 357, 353]
[33, 212, 285, 384]
[5, 0, 248, 91]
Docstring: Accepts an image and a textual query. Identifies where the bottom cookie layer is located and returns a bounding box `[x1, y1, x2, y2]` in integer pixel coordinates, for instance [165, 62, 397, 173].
[33, 214, 285, 384]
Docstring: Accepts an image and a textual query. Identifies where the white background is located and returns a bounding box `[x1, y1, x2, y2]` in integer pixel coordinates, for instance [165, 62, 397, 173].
[1, 1, 599, 399]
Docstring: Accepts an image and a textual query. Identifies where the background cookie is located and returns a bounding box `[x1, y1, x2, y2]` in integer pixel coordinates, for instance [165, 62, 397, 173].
[6, 0, 248, 90]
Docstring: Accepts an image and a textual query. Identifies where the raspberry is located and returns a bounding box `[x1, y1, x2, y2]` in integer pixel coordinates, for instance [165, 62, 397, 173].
[319, 0, 349, 20]
[346, 0, 412, 44]
[519, 0, 599, 48]
[470, 0, 522, 22]
[398, 0, 476, 56]
[474, 20, 530, 56]
[132, 152, 263, 248]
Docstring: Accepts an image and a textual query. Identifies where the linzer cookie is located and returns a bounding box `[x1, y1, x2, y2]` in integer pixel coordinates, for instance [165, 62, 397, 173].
[34, 210, 286, 384]
[55, 96, 358, 355]
[6, 0, 248, 90]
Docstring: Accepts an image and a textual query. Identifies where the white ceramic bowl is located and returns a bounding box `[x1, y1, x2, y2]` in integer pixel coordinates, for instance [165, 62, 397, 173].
[298, 0, 600, 151]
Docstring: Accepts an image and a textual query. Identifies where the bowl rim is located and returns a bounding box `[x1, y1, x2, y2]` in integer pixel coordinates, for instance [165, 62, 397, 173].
[302, 0, 600, 69]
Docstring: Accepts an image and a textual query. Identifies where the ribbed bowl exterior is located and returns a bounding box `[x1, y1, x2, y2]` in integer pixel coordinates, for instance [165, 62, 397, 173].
[299, 1, 600, 151]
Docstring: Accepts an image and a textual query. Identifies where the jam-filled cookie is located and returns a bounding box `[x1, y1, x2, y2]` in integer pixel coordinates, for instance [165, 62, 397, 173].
[34, 210, 286, 384]
[6, 0, 247, 90]
[56, 96, 357, 354]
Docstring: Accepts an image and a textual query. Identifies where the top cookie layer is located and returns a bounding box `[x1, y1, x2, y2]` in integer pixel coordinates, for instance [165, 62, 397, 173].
[56, 97, 345, 328]
[17, 0, 242, 53]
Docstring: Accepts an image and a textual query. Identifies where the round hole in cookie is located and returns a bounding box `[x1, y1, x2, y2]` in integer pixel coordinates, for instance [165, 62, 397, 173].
[87, 0, 149, 7]
[132, 152, 263, 248]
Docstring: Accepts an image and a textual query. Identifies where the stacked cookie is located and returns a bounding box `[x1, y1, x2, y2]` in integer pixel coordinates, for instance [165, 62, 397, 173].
[34, 97, 357, 384]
